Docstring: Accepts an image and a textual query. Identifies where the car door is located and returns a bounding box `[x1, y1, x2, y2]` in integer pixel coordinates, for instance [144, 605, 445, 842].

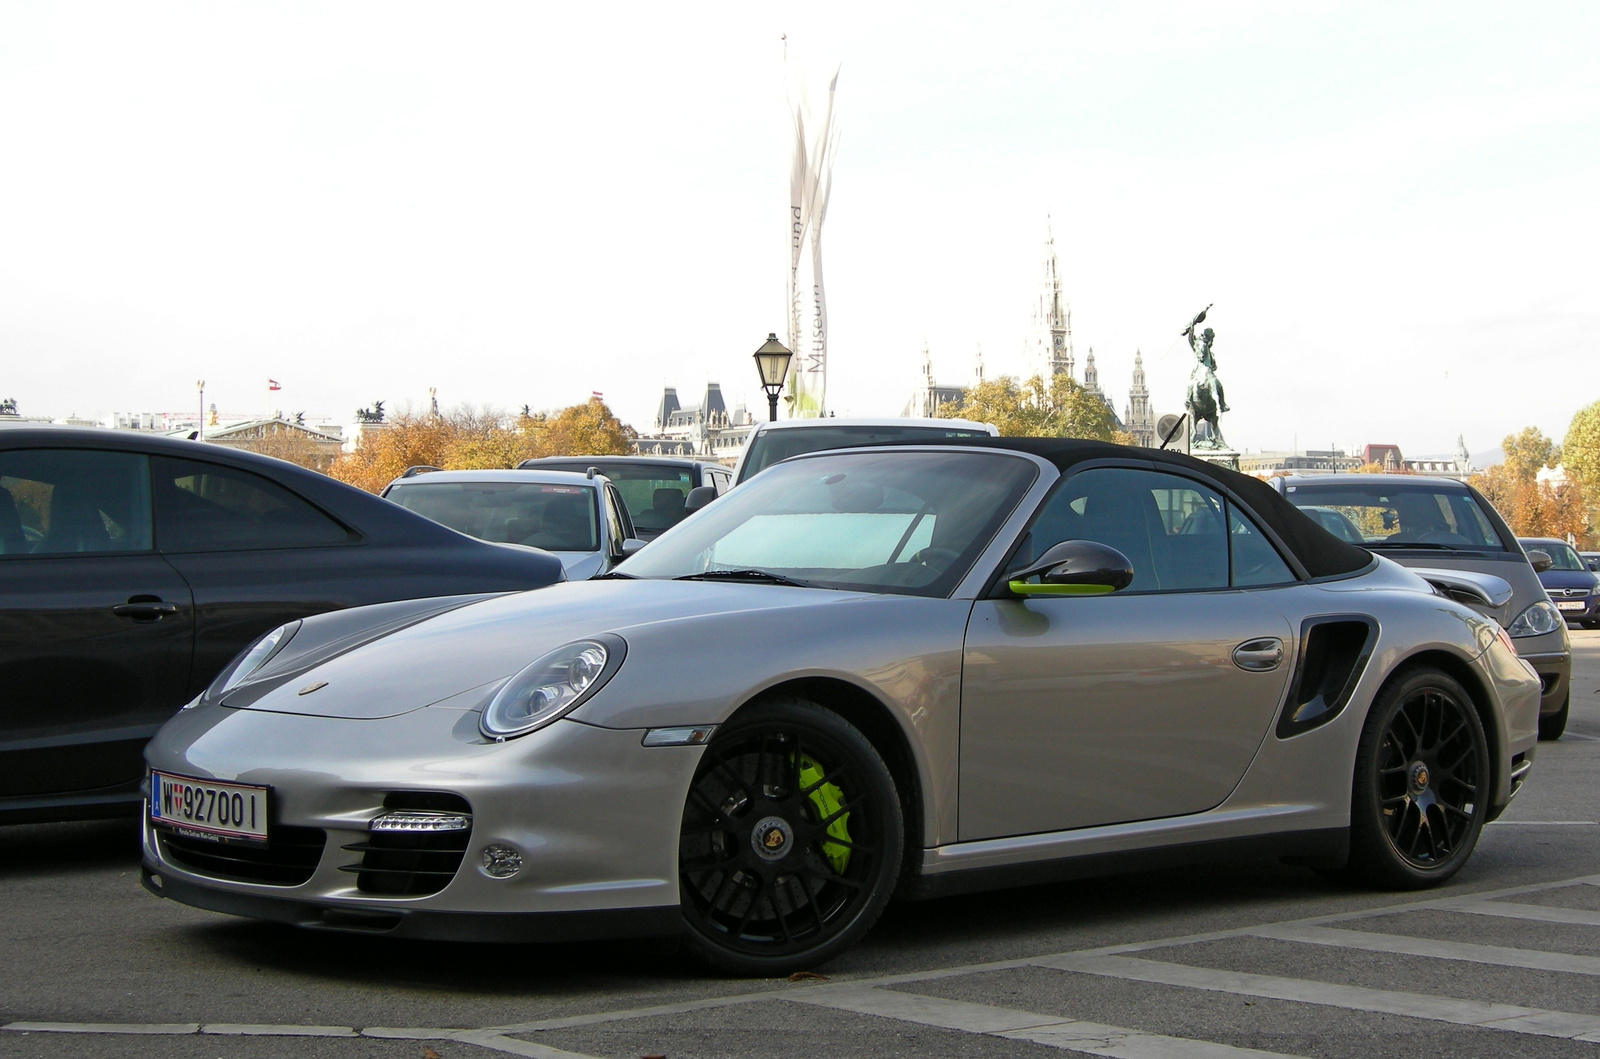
[959, 466, 1297, 840]
[0, 447, 196, 798]
[150, 454, 363, 698]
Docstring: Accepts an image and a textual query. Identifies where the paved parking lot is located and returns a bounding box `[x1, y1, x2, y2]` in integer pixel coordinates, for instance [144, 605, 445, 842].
[5, 629, 1599, 1058]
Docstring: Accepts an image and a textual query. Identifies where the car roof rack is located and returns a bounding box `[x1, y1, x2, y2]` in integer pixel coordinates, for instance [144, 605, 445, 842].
[399, 465, 443, 478]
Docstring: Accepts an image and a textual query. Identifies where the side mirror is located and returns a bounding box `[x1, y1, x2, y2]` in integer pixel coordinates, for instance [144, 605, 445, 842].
[1008, 540, 1134, 597]
[1526, 549, 1554, 573]
[619, 538, 647, 558]
[684, 485, 718, 513]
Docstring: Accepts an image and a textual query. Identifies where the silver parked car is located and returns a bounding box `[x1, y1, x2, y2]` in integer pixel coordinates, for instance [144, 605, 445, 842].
[381, 468, 645, 581]
[1275, 474, 1572, 740]
[143, 440, 1540, 974]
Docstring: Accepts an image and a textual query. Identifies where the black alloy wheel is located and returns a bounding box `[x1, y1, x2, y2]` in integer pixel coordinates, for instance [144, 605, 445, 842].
[677, 698, 903, 975]
[1346, 666, 1490, 888]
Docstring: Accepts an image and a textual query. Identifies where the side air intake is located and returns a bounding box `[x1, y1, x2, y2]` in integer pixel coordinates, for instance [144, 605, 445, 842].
[1276, 616, 1378, 739]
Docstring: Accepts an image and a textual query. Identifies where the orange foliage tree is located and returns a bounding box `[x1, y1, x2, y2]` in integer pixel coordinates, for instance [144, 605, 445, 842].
[1469, 426, 1592, 547]
[330, 399, 636, 494]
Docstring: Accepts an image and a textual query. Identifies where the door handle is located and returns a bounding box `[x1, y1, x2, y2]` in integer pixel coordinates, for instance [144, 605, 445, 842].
[1232, 637, 1283, 672]
[113, 599, 179, 620]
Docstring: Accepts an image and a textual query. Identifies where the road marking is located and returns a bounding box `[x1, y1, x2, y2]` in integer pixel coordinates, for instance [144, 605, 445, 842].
[1247, 922, 1600, 976]
[1433, 899, 1600, 928]
[1490, 820, 1598, 825]
[790, 984, 1310, 1058]
[202, 1023, 357, 1036]
[1038, 953, 1600, 1041]
[2, 1022, 200, 1035]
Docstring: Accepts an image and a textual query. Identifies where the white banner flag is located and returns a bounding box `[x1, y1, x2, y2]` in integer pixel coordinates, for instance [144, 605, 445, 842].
[785, 62, 840, 418]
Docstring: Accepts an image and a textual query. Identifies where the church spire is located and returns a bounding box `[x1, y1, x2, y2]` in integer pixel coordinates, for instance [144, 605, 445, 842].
[1036, 216, 1074, 380]
[1124, 348, 1155, 447]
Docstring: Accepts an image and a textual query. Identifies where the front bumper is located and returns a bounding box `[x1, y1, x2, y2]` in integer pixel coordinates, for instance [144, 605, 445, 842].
[142, 703, 705, 935]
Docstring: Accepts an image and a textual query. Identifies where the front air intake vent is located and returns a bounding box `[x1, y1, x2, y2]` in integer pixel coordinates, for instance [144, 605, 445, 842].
[1276, 616, 1378, 739]
[160, 825, 326, 886]
[340, 792, 472, 897]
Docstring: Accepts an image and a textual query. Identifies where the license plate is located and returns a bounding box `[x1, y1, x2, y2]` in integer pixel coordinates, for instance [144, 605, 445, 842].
[1557, 601, 1585, 612]
[150, 771, 269, 842]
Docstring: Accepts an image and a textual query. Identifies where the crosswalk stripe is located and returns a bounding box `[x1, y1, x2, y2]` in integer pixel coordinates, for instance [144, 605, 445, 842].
[1038, 954, 1600, 1042]
[789, 984, 1310, 1059]
[1247, 922, 1600, 976]
[1433, 899, 1600, 928]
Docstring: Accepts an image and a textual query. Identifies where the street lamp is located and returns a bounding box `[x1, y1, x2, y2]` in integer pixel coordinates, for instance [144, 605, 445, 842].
[752, 333, 792, 422]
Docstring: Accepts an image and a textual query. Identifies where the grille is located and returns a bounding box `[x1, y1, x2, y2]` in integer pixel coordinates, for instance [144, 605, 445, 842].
[340, 792, 472, 897]
[159, 825, 326, 886]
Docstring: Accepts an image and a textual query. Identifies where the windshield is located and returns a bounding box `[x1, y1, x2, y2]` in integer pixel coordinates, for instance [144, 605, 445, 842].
[620, 450, 1037, 597]
[738, 425, 992, 483]
[1525, 541, 1587, 571]
[1284, 482, 1506, 550]
[388, 481, 599, 551]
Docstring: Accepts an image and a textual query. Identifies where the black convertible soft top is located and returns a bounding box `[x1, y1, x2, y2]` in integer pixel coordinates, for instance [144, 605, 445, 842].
[889, 436, 1376, 580]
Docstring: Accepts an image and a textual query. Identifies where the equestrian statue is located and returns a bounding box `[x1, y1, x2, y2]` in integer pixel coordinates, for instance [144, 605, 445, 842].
[1182, 305, 1230, 450]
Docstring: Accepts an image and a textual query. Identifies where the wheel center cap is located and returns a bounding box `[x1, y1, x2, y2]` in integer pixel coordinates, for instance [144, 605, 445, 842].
[750, 815, 794, 861]
[1410, 761, 1430, 793]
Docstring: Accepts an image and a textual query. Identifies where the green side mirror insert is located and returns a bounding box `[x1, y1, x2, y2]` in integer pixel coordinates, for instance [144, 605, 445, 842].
[1008, 580, 1117, 597]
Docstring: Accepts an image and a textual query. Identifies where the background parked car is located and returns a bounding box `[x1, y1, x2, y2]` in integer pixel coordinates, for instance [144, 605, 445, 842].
[516, 456, 732, 540]
[382, 468, 644, 580]
[1520, 537, 1600, 630]
[731, 416, 998, 486]
[1582, 551, 1599, 573]
[1275, 473, 1572, 739]
[0, 427, 565, 824]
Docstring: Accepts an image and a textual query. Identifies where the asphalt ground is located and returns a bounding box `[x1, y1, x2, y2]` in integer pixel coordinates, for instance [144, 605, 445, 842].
[4, 629, 1599, 1059]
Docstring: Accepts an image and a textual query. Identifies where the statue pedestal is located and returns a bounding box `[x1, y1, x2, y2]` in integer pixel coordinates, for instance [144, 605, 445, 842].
[1189, 447, 1240, 472]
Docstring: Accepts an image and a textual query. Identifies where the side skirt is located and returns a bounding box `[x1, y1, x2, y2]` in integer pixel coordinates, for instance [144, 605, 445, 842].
[903, 827, 1349, 901]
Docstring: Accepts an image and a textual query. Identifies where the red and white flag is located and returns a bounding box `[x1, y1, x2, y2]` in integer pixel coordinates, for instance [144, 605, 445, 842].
[268, 379, 282, 391]
[590, 391, 604, 401]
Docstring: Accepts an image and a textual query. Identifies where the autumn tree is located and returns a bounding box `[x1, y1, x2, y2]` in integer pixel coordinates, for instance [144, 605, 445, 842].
[329, 398, 637, 494]
[1501, 426, 1560, 483]
[1470, 423, 1592, 546]
[935, 373, 1118, 441]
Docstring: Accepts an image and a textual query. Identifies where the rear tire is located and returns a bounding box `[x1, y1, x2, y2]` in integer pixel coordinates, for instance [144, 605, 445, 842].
[1539, 691, 1570, 741]
[1345, 666, 1490, 889]
[676, 698, 904, 976]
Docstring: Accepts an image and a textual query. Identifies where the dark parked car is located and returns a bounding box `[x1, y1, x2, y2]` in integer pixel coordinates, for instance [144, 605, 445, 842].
[516, 456, 732, 540]
[1275, 474, 1572, 739]
[1520, 537, 1599, 630]
[0, 427, 564, 824]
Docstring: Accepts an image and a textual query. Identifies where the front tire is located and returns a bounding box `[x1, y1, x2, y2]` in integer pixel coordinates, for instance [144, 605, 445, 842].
[1539, 691, 1570, 741]
[1346, 666, 1490, 888]
[677, 698, 904, 975]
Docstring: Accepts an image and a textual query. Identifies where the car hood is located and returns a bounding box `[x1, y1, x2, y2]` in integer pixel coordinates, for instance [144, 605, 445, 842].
[1538, 570, 1598, 591]
[220, 579, 878, 720]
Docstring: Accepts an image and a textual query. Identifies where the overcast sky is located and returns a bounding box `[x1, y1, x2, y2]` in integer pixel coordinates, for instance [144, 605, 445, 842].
[1, 1, 1595, 456]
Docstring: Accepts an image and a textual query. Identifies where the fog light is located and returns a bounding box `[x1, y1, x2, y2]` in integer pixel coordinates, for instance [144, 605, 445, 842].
[370, 810, 470, 833]
[481, 844, 523, 879]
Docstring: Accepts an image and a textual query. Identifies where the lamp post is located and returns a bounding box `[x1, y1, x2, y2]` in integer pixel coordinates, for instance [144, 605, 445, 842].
[752, 333, 793, 423]
[196, 380, 205, 441]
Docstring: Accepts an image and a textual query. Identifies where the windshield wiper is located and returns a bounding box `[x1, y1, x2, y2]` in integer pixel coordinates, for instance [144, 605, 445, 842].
[594, 571, 639, 579]
[675, 569, 814, 588]
[1365, 541, 1466, 550]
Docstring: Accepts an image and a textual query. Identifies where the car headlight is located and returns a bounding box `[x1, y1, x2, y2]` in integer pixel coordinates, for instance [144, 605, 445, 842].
[209, 620, 301, 698]
[481, 636, 625, 739]
[1506, 600, 1563, 638]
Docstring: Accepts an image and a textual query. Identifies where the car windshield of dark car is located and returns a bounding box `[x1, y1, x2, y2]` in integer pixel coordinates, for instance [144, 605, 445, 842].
[621, 450, 1036, 597]
[740, 425, 992, 482]
[1529, 542, 1587, 571]
[1284, 482, 1505, 550]
[389, 482, 599, 551]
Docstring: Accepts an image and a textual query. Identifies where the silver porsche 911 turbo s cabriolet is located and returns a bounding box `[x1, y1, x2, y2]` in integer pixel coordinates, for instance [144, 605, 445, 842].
[142, 438, 1542, 974]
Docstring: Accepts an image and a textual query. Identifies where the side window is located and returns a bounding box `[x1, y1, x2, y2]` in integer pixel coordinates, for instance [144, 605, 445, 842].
[153, 456, 350, 553]
[1227, 506, 1295, 586]
[605, 484, 633, 545]
[708, 469, 731, 494]
[1019, 468, 1229, 592]
[0, 449, 152, 556]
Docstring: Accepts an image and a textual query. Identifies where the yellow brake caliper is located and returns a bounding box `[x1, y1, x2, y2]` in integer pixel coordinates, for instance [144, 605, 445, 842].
[796, 754, 851, 873]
